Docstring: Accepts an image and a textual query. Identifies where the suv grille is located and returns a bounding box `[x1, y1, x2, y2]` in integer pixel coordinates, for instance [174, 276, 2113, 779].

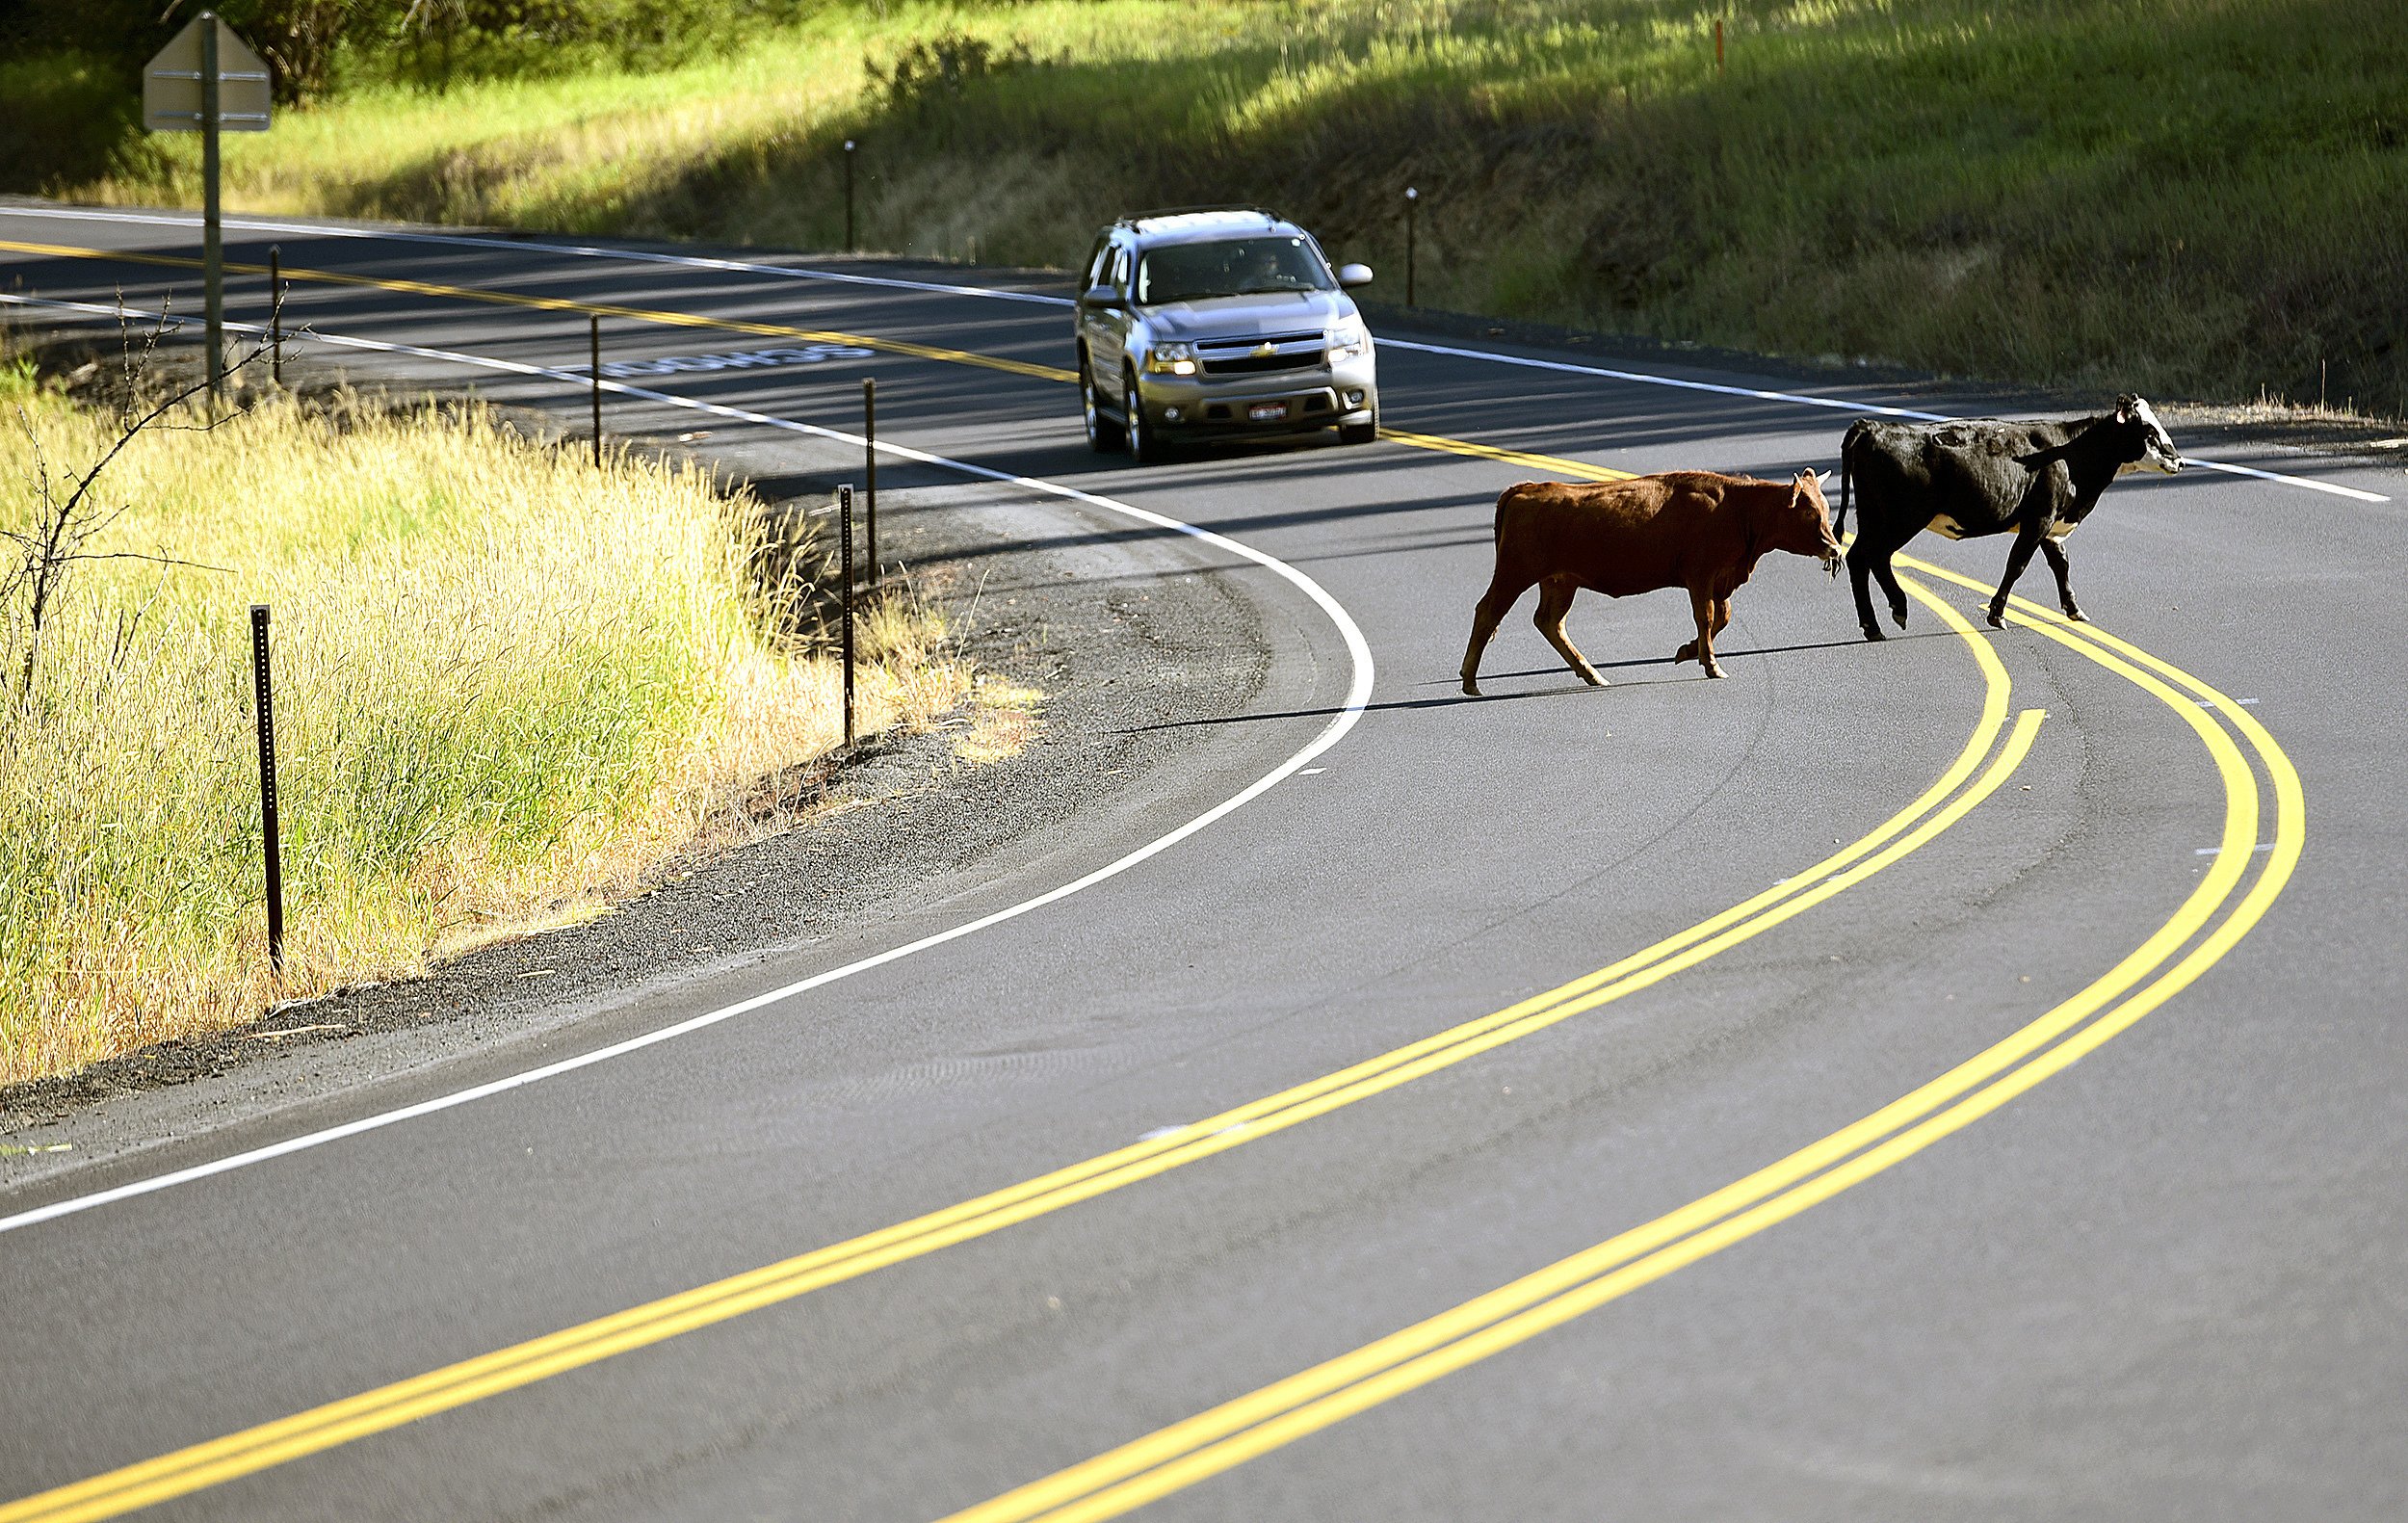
[1196, 330, 1322, 376]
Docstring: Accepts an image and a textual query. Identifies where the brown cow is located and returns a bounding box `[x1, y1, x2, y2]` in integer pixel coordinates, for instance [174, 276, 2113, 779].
[1460, 470, 1843, 695]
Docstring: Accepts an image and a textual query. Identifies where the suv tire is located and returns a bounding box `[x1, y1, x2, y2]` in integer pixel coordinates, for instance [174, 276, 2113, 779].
[1082, 354, 1125, 452]
[1124, 375, 1165, 464]
[1338, 405, 1378, 446]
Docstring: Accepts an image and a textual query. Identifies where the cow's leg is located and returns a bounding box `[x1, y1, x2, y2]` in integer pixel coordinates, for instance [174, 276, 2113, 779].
[1846, 537, 1897, 641]
[2039, 536, 2085, 621]
[1988, 522, 2048, 628]
[1532, 575, 1606, 687]
[1674, 597, 1733, 665]
[1871, 551, 1911, 632]
[1685, 589, 1725, 678]
[1459, 571, 1534, 696]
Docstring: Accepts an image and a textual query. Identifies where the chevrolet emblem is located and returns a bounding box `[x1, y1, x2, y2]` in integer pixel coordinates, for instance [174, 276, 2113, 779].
[1251, 341, 1278, 358]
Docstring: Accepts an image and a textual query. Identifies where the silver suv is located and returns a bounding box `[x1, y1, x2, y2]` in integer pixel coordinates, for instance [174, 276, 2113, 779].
[1074, 208, 1378, 462]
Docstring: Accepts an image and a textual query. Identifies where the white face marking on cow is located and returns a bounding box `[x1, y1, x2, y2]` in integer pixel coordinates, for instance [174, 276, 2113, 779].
[1928, 512, 1972, 540]
[2131, 396, 2181, 474]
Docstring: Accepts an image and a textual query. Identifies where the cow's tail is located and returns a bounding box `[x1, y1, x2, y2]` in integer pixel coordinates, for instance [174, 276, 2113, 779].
[1835, 421, 1871, 538]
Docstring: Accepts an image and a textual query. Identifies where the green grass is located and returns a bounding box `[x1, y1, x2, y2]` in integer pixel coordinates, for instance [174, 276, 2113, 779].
[0, 367, 973, 1082]
[22, 0, 2405, 414]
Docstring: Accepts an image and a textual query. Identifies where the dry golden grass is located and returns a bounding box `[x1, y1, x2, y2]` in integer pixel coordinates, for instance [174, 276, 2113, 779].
[0, 367, 976, 1083]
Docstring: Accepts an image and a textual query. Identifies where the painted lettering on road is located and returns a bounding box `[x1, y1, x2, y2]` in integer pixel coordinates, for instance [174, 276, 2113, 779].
[587, 344, 874, 378]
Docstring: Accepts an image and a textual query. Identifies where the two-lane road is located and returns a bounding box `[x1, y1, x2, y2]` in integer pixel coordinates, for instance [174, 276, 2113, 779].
[2, 204, 2401, 1522]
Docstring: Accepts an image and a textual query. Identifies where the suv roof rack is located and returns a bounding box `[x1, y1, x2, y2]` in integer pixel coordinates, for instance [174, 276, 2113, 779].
[1119, 204, 1285, 227]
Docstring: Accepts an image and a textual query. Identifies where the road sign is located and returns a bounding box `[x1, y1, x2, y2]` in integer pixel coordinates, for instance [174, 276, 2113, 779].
[144, 14, 272, 133]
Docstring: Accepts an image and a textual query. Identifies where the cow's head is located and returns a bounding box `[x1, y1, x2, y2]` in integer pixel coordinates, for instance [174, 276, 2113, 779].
[1782, 470, 1845, 575]
[2114, 394, 2183, 475]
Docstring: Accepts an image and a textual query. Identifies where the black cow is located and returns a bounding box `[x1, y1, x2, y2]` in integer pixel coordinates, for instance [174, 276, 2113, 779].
[1835, 395, 2182, 638]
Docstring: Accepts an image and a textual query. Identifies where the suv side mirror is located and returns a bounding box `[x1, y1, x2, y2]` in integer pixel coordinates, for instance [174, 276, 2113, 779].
[1336, 263, 1374, 289]
[1082, 284, 1125, 310]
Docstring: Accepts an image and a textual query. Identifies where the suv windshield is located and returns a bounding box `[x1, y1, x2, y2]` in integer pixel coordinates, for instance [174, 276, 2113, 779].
[1135, 236, 1334, 304]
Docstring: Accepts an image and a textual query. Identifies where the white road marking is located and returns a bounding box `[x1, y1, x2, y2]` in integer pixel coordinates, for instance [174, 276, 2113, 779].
[0, 291, 1377, 1236]
[4, 203, 2385, 502]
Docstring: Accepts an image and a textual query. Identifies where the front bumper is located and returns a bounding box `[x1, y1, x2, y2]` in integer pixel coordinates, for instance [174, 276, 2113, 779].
[1133, 355, 1377, 435]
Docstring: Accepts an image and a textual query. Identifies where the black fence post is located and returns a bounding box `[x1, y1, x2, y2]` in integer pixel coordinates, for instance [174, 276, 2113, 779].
[250, 603, 285, 974]
[589, 315, 602, 469]
[839, 483, 856, 747]
[268, 243, 282, 387]
[844, 139, 857, 251]
[863, 377, 877, 580]
[1404, 186, 1419, 307]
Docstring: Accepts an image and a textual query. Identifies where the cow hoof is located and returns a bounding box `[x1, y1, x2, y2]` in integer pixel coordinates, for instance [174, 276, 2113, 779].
[1986, 608, 2007, 629]
[1860, 623, 1885, 643]
[1579, 670, 1608, 688]
[1674, 642, 1697, 664]
[1461, 679, 1480, 696]
[1890, 609, 1908, 629]
[2065, 606, 2088, 623]
[1702, 663, 1724, 679]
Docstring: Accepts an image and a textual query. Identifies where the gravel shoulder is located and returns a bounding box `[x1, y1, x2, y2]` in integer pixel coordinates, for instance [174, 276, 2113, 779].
[0, 409, 1283, 1182]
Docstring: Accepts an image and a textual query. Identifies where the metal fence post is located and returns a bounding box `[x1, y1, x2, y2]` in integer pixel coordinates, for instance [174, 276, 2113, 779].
[839, 483, 856, 747]
[1404, 186, 1419, 307]
[1716, 16, 1726, 76]
[250, 603, 285, 973]
[863, 377, 877, 580]
[589, 314, 602, 469]
[268, 243, 282, 386]
[844, 139, 857, 251]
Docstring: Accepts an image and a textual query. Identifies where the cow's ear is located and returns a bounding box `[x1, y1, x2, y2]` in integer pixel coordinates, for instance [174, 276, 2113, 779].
[2115, 394, 2137, 423]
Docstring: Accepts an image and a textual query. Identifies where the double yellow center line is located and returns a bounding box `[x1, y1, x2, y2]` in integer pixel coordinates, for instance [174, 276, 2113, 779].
[939, 569, 2301, 1523]
[2, 235, 2055, 1523]
[0, 237, 1073, 382]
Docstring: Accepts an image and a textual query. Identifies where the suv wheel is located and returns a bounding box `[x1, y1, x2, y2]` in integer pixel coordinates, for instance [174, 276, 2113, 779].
[1124, 375, 1164, 464]
[1082, 354, 1124, 452]
[1338, 402, 1378, 446]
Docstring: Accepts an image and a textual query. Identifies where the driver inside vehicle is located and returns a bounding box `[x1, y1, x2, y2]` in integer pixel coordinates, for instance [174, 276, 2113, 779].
[1236, 244, 1287, 291]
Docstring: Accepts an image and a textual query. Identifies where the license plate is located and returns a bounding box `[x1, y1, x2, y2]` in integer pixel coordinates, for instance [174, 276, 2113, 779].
[1247, 402, 1289, 422]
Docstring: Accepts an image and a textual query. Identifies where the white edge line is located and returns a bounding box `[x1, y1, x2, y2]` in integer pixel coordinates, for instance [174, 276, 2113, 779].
[0, 292, 1377, 1236]
[6, 202, 2386, 503]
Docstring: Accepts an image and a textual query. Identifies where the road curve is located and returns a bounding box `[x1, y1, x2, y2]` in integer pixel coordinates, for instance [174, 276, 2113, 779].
[2, 205, 2402, 1523]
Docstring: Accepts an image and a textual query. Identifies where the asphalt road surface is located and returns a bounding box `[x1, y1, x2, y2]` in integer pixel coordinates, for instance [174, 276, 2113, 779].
[3, 203, 2403, 1523]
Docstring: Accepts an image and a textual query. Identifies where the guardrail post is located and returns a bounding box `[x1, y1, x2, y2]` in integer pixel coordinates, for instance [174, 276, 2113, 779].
[589, 315, 602, 469]
[250, 603, 285, 974]
[863, 378, 877, 580]
[838, 484, 857, 746]
[1404, 186, 1419, 307]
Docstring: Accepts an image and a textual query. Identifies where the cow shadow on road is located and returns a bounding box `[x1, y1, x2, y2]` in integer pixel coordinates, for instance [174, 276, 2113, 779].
[1110, 632, 1957, 736]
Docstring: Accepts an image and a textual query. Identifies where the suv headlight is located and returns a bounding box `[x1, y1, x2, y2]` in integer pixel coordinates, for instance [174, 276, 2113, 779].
[1326, 323, 1371, 363]
[1143, 342, 1198, 377]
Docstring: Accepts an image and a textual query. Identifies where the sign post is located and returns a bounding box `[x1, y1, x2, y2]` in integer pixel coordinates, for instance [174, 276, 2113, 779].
[144, 13, 272, 406]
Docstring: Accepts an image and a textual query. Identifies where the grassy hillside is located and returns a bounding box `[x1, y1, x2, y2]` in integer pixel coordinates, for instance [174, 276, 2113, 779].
[17, 0, 2408, 413]
[0, 362, 970, 1082]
